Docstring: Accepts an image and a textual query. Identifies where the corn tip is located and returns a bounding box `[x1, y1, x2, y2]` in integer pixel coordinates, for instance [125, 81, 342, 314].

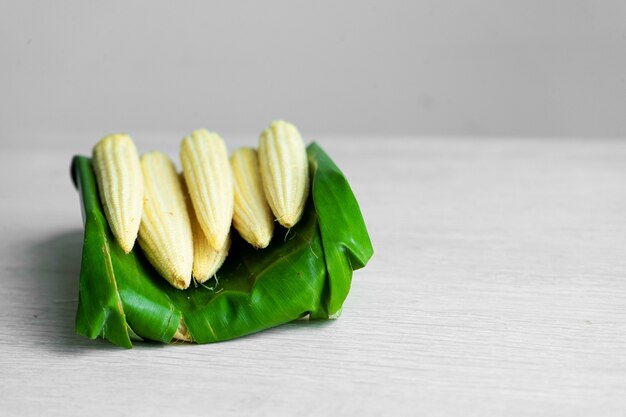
[172, 275, 191, 290]
[253, 236, 270, 249]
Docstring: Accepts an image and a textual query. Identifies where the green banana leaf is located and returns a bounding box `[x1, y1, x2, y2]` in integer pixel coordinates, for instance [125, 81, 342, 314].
[71, 143, 373, 348]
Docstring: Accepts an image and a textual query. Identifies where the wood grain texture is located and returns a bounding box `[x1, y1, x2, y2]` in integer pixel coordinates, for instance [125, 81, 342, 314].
[1, 136, 625, 416]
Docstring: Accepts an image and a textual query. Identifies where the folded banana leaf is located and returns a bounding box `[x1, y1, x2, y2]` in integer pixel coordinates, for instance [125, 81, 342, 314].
[70, 143, 373, 348]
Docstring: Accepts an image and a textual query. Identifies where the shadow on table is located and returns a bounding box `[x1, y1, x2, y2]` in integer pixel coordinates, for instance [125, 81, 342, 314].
[28, 230, 126, 353]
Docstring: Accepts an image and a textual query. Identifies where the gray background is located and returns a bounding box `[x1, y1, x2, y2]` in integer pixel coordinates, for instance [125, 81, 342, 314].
[2, 2, 626, 416]
[2, 0, 626, 142]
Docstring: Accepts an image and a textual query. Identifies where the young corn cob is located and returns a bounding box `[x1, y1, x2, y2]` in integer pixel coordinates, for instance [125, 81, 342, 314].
[192, 231, 231, 284]
[180, 129, 233, 251]
[91, 133, 143, 254]
[258, 120, 309, 228]
[231, 147, 274, 248]
[180, 175, 231, 283]
[138, 152, 193, 290]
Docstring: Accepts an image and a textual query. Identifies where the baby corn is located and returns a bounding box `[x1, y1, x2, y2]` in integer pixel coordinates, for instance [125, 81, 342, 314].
[231, 147, 274, 248]
[92, 133, 143, 253]
[181, 175, 231, 283]
[180, 129, 233, 251]
[138, 152, 193, 290]
[258, 120, 309, 228]
[192, 230, 230, 284]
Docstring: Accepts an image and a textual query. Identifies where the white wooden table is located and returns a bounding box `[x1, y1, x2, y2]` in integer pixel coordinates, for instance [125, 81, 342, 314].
[1, 135, 625, 416]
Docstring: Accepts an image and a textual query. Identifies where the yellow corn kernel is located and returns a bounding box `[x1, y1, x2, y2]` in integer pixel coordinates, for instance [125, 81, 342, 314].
[180, 175, 231, 283]
[138, 151, 193, 290]
[192, 230, 230, 284]
[92, 133, 143, 254]
[231, 147, 274, 248]
[258, 120, 309, 228]
[180, 129, 233, 251]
